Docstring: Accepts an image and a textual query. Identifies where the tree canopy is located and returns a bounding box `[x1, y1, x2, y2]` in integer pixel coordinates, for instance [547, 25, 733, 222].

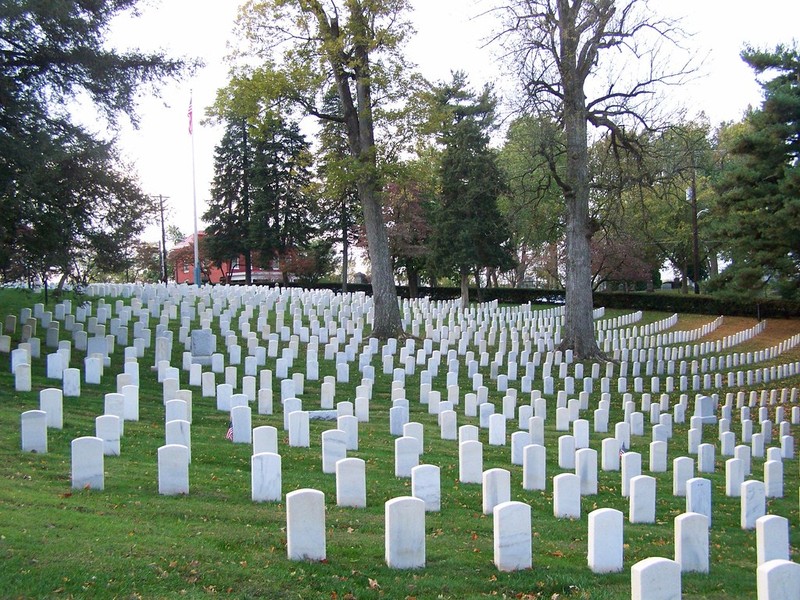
[711, 44, 800, 300]
[218, 0, 418, 337]
[428, 75, 515, 308]
[0, 0, 191, 286]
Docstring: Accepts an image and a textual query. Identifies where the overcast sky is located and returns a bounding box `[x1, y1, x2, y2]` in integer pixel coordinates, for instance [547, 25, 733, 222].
[103, 0, 800, 243]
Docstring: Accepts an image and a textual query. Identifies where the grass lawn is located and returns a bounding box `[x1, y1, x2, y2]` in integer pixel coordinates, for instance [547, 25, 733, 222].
[0, 286, 798, 599]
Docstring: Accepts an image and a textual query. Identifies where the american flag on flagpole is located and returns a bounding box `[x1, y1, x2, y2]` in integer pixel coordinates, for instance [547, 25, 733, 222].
[188, 98, 193, 135]
[619, 444, 626, 458]
[226, 421, 233, 441]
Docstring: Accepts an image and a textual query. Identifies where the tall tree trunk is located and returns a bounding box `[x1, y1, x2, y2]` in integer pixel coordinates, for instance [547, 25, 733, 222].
[341, 198, 349, 293]
[460, 270, 469, 310]
[708, 250, 718, 278]
[314, 3, 403, 339]
[559, 1, 601, 360]
[474, 267, 484, 303]
[407, 261, 419, 299]
[359, 176, 402, 337]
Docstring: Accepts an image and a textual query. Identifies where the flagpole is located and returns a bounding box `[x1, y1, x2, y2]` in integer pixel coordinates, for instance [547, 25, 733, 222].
[189, 91, 200, 287]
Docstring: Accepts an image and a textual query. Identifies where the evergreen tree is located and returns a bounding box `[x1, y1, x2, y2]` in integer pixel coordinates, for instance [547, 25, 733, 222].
[250, 119, 315, 283]
[204, 114, 318, 284]
[429, 75, 515, 308]
[0, 0, 188, 286]
[205, 118, 254, 283]
[713, 44, 800, 299]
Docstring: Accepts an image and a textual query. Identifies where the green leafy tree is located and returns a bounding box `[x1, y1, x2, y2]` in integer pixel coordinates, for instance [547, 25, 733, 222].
[0, 0, 190, 286]
[316, 88, 363, 291]
[642, 124, 716, 293]
[711, 44, 800, 300]
[167, 226, 186, 246]
[429, 76, 515, 308]
[97, 239, 160, 283]
[498, 115, 566, 287]
[129, 241, 162, 283]
[10, 135, 155, 294]
[220, 0, 412, 338]
[382, 163, 436, 297]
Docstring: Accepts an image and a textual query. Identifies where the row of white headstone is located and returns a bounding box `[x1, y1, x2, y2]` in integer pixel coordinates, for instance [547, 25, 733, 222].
[14, 296, 791, 516]
[12, 284, 796, 408]
[18, 347, 795, 565]
[39, 421, 799, 599]
[8, 286, 800, 598]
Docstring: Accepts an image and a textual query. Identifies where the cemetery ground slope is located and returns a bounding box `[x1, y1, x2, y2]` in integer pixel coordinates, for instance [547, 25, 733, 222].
[0, 286, 799, 599]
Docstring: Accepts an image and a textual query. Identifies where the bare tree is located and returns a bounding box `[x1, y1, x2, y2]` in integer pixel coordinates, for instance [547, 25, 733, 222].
[494, 0, 691, 359]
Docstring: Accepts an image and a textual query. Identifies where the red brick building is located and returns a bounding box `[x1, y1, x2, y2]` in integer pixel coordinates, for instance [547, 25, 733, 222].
[170, 232, 283, 284]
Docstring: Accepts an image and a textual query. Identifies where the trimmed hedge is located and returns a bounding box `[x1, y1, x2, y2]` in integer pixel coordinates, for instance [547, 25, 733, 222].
[592, 291, 800, 319]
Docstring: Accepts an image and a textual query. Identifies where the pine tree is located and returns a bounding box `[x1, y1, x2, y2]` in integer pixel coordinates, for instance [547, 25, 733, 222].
[0, 0, 187, 286]
[250, 119, 315, 283]
[429, 75, 515, 308]
[713, 45, 800, 299]
[205, 119, 254, 282]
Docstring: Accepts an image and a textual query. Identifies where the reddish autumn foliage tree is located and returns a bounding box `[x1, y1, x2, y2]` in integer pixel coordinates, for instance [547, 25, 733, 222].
[382, 180, 432, 297]
[591, 230, 654, 291]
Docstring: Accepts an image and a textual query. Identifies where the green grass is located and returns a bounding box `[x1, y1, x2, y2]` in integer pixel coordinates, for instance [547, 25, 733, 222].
[0, 287, 798, 599]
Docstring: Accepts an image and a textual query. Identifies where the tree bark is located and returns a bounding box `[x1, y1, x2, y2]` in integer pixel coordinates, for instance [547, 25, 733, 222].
[460, 270, 470, 310]
[474, 267, 484, 303]
[407, 261, 419, 298]
[359, 177, 403, 337]
[558, 0, 601, 360]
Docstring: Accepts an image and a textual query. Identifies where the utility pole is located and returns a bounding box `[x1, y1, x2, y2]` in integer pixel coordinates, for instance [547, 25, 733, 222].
[158, 195, 169, 283]
[150, 194, 170, 283]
